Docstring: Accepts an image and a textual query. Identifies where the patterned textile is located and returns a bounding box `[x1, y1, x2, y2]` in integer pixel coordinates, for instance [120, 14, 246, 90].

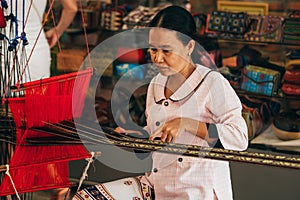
[245, 15, 284, 42]
[122, 4, 171, 29]
[206, 11, 247, 39]
[241, 65, 281, 96]
[72, 176, 153, 200]
[282, 18, 300, 44]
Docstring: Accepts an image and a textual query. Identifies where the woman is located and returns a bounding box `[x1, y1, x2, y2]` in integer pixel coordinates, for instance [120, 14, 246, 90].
[140, 5, 248, 200]
[74, 5, 248, 200]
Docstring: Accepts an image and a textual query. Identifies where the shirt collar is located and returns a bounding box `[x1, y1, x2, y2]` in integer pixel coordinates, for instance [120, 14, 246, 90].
[153, 64, 212, 103]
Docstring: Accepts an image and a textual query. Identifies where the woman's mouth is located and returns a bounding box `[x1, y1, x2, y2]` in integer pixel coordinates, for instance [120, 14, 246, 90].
[155, 64, 169, 71]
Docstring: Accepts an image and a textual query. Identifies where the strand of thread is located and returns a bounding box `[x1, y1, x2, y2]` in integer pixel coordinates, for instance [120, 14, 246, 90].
[5, 165, 21, 200]
[77, 152, 95, 192]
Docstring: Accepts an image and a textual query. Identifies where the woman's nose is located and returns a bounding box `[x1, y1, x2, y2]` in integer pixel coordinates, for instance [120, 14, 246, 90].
[154, 50, 164, 63]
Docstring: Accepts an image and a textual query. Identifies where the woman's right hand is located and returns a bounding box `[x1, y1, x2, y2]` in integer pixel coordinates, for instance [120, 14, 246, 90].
[114, 127, 127, 134]
[114, 127, 146, 137]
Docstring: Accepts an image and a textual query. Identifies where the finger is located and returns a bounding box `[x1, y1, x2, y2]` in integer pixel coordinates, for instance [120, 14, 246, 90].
[160, 131, 168, 142]
[124, 130, 143, 136]
[149, 126, 164, 140]
[114, 127, 127, 134]
[166, 134, 173, 143]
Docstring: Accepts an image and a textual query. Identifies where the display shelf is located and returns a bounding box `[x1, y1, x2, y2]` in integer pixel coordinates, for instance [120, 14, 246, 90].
[215, 37, 300, 48]
[249, 125, 300, 155]
[235, 89, 300, 102]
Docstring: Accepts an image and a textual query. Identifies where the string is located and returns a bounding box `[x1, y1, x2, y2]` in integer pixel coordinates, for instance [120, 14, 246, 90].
[32, 120, 300, 169]
[2, 0, 33, 98]
[46, 120, 131, 142]
[16, 0, 55, 86]
[3, 116, 299, 170]
[48, 0, 61, 51]
[2, 0, 17, 99]
[10, 0, 12, 15]
[22, 0, 25, 33]
[57, 120, 300, 166]
[78, 0, 92, 69]
[76, 152, 96, 192]
[14, 0, 17, 37]
[40, 121, 113, 145]
[5, 164, 21, 200]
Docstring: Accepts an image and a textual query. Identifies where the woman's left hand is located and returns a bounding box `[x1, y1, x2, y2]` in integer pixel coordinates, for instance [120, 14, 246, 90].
[149, 118, 185, 142]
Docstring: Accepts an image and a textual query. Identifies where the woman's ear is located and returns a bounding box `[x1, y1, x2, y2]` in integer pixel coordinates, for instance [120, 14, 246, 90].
[187, 40, 195, 55]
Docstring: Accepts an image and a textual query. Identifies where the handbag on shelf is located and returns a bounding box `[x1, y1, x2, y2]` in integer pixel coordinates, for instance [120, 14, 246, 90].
[206, 11, 247, 38]
[282, 60, 300, 96]
[282, 12, 300, 44]
[241, 96, 280, 140]
[245, 15, 284, 42]
[240, 65, 281, 96]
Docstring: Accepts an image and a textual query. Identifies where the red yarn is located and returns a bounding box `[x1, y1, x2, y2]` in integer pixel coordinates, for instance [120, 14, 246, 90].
[0, 68, 93, 196]
[22, 68, 93, 128]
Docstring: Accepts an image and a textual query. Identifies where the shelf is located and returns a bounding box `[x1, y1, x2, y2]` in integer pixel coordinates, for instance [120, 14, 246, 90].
[235, 89, 300, 102]
[250, 125, 300, 155]
[205, 35, 300, 47]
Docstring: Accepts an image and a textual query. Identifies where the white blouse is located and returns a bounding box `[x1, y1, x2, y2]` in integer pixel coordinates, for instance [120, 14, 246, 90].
[141, 64, 248, 200]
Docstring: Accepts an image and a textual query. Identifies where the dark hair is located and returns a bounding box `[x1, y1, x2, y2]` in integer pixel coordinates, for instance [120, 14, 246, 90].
[148, 6, 206, 65]
[148, 6, 197, 45]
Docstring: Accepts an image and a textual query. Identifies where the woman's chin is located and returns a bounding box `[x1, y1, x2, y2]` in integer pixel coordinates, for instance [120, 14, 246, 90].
[158, 68, 174, 76]
[159, 70, 168, 76]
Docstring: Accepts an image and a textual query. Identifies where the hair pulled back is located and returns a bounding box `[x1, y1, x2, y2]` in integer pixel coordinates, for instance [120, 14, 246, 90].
[148, 5, 204, 64]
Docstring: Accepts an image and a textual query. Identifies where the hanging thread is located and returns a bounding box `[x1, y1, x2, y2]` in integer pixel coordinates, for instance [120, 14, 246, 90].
[77, 152, 97, 192]
[5, 164, 21, 200]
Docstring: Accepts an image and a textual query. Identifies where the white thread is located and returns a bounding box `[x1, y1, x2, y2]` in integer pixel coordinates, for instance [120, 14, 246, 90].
[77, 152, 95, 192]
[5, 165, 21, 200]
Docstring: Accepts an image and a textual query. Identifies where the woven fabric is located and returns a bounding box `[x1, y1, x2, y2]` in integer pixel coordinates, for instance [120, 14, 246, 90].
[207, 11, 247, 34]
[73, 176, 153, 200]
[245, 15, 283, 42]
[241, 65, 281, 96]
[282, 18, 300, 44]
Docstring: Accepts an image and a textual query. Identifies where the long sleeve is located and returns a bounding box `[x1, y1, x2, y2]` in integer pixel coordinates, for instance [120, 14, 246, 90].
[204, 71, 248, 150]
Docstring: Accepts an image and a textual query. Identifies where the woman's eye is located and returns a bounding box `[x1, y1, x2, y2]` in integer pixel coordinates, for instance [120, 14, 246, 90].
[149, 48, 171, 55]
[150, 48, 157, 53]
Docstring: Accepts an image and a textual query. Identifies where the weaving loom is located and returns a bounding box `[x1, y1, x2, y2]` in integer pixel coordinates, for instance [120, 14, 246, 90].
[0, 68, 93, 196]
[22, 119, 300, 170]
[0, 0, 96, 197]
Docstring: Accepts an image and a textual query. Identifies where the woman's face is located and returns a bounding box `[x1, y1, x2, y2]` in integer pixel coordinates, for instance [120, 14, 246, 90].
[149, 28, 194, 77]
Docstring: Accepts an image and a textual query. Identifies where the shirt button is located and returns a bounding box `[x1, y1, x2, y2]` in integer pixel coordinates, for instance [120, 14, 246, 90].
[155, 121, 160, 126]
[178, 157, 183, 162]
[153, 168, 158, 173]
[164, 101, 169, 106]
